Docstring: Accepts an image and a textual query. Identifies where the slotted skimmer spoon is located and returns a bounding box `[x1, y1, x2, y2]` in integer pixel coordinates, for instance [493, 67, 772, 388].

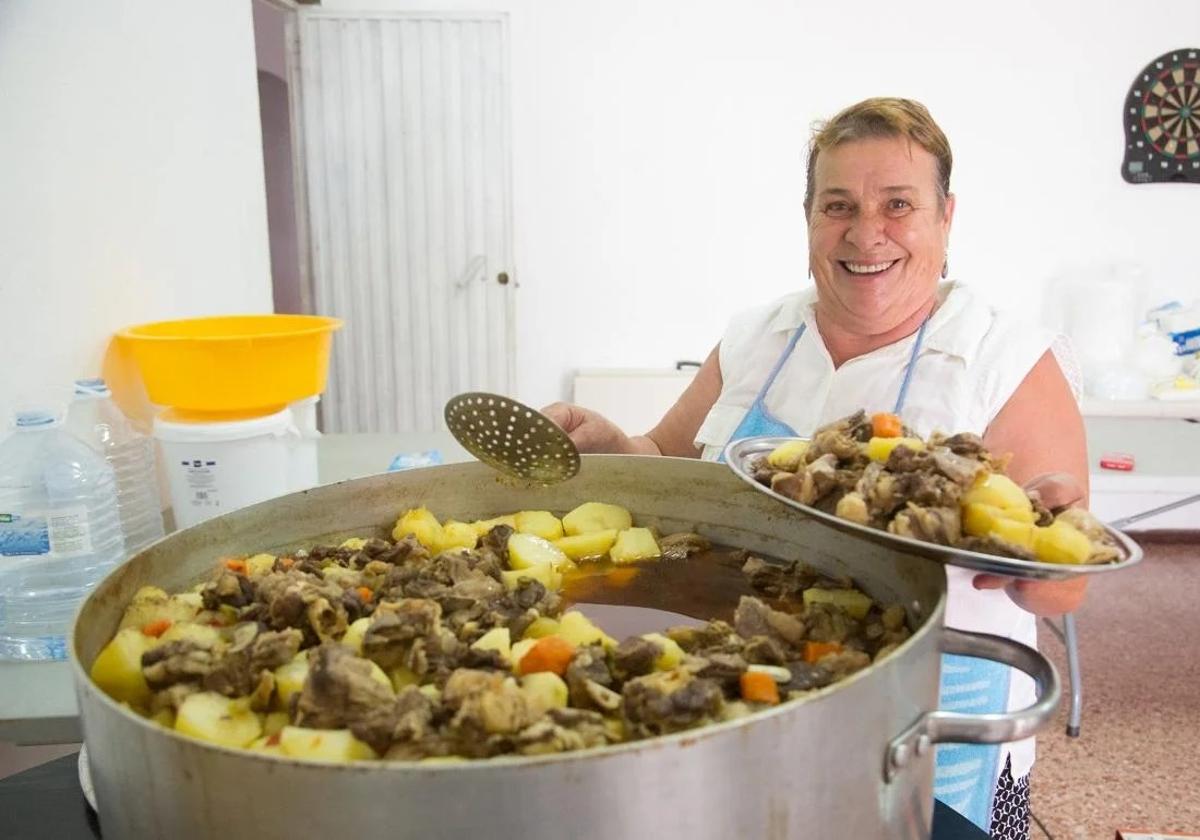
[444, 392, 581, 484]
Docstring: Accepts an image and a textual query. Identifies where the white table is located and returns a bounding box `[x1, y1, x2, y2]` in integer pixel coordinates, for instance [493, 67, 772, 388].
[0, 432, 470, 746]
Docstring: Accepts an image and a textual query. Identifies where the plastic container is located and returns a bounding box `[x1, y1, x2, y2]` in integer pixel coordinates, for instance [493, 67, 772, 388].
[116, 314, 341, 414]
[65, 379, 165, 555]
[153, 407, 301, 529]
[0, 410, 126, 661]
[287, 396, 321, 494]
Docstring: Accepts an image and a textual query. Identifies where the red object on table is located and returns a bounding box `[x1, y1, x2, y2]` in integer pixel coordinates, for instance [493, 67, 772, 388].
[1099, 453, 1135, 471]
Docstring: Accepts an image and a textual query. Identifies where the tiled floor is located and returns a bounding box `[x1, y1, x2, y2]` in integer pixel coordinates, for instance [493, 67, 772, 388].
[1031, 536, 1200, 840]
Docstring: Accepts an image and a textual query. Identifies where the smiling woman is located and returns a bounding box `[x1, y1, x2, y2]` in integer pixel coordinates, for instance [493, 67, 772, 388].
[542, 97, 1089, 840]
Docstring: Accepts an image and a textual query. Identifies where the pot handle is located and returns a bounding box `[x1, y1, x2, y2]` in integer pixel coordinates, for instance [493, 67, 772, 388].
[883, 628, 1061, 782]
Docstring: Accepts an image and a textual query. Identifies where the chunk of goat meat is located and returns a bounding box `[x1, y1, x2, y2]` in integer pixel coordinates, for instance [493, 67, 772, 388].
[742, 635, 789, 666]
[201, 571, 255, 609]
[612, 636, 663, 680]
[835, 491, 871, 525]
[887, 503, 962, 546]
[622, 670, 724, 738]
[658, 533, 712, 562]
[665, 620, 742, 655]
[362, 598, 443, 671]
[811, 409, 869, 442]
[856, 462, 902, 518]
[443, 668, 537, 739]
[734, 596, 806, 648]
[564, 645, 615, 711]
[294, 643, 400, 753]
[203, 627, 303, 698]
[810, 429, 865, 463]
[930, 447, 988, 488]
[141, 640, 216, 689]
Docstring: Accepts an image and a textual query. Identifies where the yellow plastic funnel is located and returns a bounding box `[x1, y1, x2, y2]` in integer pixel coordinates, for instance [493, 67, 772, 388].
[116, 314, 342, 414]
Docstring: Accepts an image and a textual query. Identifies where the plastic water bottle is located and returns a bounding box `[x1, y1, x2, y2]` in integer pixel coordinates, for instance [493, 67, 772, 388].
[0, 409, 127, 661]
[65, 379, 165, 554]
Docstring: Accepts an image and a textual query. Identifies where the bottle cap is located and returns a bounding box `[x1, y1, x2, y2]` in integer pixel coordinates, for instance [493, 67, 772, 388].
[15, 410, 57, 428]
[74, 378, 112, 398]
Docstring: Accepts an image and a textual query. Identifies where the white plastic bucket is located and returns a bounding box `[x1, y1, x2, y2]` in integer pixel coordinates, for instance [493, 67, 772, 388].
[287, 396, 321, 495]
[153, 408, 300, 529]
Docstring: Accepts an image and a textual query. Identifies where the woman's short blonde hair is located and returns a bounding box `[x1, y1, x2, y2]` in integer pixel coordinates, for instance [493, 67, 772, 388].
[803, 97, 952, 214]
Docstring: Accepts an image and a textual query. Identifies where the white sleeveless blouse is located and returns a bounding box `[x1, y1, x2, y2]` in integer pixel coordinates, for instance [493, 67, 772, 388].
[695, 281, 1079, 780]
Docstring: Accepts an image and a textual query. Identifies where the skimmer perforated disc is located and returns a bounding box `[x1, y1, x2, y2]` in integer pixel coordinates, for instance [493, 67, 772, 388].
[444, 392, 581, 484]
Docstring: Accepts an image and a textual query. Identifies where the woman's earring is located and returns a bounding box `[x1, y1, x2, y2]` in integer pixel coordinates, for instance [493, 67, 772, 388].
[941, 253, 949, 279]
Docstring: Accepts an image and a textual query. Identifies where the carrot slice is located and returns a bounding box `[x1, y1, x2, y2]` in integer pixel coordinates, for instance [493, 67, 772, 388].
[279, 557, 295, 570]
[222, 558, 247, 574]
[739, 671, 780, 705]
[803, 640, 843, 663]
[141, 618, 173, 638]
[604, 568, 639, 588]
[517, 636, 577, 676]
[356, 586, 374, 603]
[871, 412, 903, 439]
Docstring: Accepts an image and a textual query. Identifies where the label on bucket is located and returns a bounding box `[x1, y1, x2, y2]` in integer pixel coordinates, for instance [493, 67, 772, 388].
[181, 459, 222, 512]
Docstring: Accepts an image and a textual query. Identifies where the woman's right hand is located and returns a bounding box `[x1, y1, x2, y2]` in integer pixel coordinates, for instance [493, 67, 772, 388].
[541, 402, 639, 454]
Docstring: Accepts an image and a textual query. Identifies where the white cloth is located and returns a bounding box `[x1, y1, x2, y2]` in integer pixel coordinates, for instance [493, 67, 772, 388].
[695, 281, 1076, 780]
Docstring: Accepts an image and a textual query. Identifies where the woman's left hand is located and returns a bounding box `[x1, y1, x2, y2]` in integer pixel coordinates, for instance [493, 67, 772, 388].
[972, 574, 1087, 616]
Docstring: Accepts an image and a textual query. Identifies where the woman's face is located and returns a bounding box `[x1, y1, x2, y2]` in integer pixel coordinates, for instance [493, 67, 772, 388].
[807, 136, 955, 335]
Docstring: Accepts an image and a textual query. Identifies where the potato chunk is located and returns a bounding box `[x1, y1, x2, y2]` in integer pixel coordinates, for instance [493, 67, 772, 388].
[866, 436, 926, 462]
[509, 638, 538, 672]
[562, 502, 632, 536]
[392, 506, 444, 550]
[609, 528, 661, 565]
[470, 627, 512, 661]
[514, 510, 565, 541]
[470, 514, 517, 538]
[963, 474, 1032, 515]
[278, 726, 377, 762]
[553, 529, 618, 561]
[521, 617, 561, 639]
[90, 627, 155, 707]
[508, 532, 571, 570]
[641, 632, 685, 670]
[273, 650, 310, 710]
[520, 672, 569, 715]
[117, 586, 202, 632]
[1034, 519, 1092, 565]
[766, 440, 810, 472]
[341, 617, 372, 654]
[500, 565, 562, 592]
[438, 521, 479, 553]
[245, 553, 277, 578]
[175, 692, 262, 749]
[557, 611, 616, 649]
[802, 587, 873, 620]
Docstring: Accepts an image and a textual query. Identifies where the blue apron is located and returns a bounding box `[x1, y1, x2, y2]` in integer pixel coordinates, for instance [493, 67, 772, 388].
[720, 317, 1010, 834]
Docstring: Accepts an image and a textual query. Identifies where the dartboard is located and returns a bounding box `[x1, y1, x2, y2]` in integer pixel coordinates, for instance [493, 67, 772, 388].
[1122, 48, 1200, 183]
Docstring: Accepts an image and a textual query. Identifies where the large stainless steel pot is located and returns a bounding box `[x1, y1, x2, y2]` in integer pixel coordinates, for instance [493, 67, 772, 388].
[71, 456, 1060, 840]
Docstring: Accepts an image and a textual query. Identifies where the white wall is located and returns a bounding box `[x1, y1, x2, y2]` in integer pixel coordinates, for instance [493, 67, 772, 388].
[0, 0, 273, 423]
[320, 0, 1200, 416]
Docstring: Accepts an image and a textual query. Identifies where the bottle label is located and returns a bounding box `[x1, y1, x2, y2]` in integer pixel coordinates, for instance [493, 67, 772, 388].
[0, 512, 51, 557]
[48, 507, 93, 557]
[0, 507, 93, 558]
